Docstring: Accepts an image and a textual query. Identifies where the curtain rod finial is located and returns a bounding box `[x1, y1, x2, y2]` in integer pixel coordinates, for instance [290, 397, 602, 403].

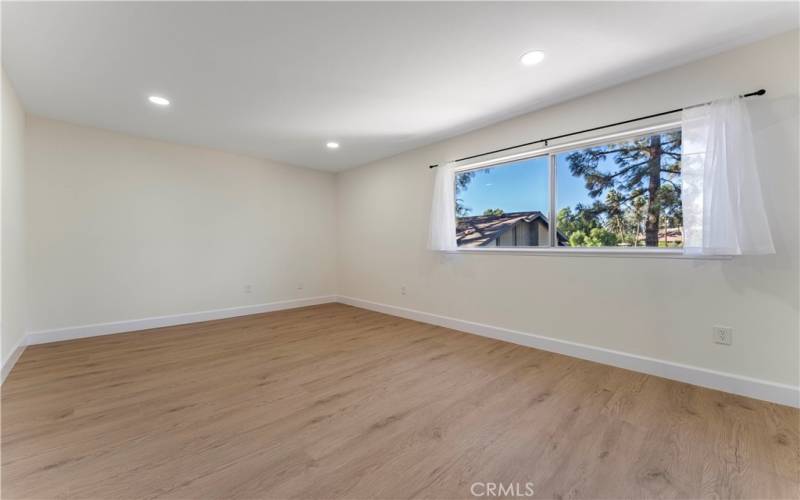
[744, 89, 767, 97]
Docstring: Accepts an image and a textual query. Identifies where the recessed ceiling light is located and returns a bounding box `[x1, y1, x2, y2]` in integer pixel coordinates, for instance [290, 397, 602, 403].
[148, 95, 170, 106]
[326, 141, 340, 149]
[520, 50, 545, 66]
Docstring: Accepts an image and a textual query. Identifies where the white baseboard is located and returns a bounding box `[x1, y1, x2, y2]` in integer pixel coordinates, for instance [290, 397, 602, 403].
[9, 294, 798, 408]
[25, 295, 337, 346]
[337, 296, 800, 408]
[1, 335, 28, 384]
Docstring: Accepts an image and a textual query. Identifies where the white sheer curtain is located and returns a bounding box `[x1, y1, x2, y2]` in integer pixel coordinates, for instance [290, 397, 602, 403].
[428, 162, 458, 251]
[681, 97, 774, 255]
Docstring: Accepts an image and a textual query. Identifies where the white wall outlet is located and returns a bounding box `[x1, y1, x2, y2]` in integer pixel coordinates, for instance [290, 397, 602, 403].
[400, 286, 407, 295]
[243, 284, 252, 294]
[296, 283, 304, 290]
[713, 326, 733, 345]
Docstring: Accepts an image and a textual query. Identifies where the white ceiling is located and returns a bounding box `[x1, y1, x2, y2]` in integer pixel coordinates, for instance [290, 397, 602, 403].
[3, 2, 798, 172]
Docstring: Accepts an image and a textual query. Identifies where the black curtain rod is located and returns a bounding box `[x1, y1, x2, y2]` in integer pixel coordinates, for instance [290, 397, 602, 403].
[428, 89, 766, 169]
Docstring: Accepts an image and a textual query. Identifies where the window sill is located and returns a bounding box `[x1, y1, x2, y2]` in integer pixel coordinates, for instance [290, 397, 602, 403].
[445, 247, 733, 260]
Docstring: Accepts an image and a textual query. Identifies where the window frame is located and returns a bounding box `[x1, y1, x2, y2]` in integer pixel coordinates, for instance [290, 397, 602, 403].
[451, 121, 729, 259]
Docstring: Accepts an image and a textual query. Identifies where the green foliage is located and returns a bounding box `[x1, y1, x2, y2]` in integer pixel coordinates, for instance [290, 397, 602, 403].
[568, 230, 587, 247]
[563, 131, 683, 247]
[560, 206, 618, 247]
[556, 206, 600, 235]
[482, 208, 504, 216]
[568, 227, 618, 247]
[590, 227, 618, 246]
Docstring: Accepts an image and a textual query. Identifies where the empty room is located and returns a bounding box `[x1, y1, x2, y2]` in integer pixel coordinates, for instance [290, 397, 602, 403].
[1, 1, 798, 499]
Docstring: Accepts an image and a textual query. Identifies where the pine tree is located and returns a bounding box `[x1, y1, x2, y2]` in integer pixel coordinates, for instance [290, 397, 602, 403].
[564, 131, 682, 247]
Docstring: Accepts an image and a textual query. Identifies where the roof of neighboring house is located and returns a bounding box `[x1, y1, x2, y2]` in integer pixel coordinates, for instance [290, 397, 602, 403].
[456, 211, 566, 247]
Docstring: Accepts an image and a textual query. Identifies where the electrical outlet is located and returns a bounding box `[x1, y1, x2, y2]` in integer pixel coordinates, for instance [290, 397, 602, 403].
[713, 326, 733, 345]
[243, 284, 252, 294]
[297, 283, 304, 290]
[400, 286, 407, 295]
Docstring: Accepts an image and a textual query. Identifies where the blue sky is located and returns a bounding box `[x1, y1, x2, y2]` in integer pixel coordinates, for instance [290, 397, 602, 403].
[457, 157, 549, 215]
[457, 153, 613, 217]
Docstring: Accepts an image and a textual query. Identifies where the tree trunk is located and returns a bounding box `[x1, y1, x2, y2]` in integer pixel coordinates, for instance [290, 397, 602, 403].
[645, 135, 662, 247]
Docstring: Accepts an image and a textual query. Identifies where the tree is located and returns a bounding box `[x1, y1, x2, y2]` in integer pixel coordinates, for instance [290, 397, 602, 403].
[556, 206, 601, 236]
[565, 132, 682, 247]
[558, 206, 619, 247]
[625, 196, 648, 247]
[568, 227, 618, 247]
[455, 171, 476, 216]
[604, 190, 629, 243]
[657, 183, 683, 247]
[482, 208, 504, 216]
[455, 169, 493, 217]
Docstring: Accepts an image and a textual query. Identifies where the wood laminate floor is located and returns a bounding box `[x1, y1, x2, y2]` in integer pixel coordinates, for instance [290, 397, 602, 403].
[2, 303, 798, 499]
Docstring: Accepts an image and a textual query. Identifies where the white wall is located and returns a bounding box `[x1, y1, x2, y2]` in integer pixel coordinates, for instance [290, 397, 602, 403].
[25, 117, 337, 332]
[1, 69, 28, 368]
[337, 30, 800, 388]
[9, 30, 800, 400]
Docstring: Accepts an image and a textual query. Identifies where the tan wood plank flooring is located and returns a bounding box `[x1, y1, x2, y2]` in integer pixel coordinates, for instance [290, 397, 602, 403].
[2, 303, 798, 499]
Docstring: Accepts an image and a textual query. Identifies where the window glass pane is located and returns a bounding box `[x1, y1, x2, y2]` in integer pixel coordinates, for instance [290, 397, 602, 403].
[555, 130, 682, 248]
[455, 156, 550, 247]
